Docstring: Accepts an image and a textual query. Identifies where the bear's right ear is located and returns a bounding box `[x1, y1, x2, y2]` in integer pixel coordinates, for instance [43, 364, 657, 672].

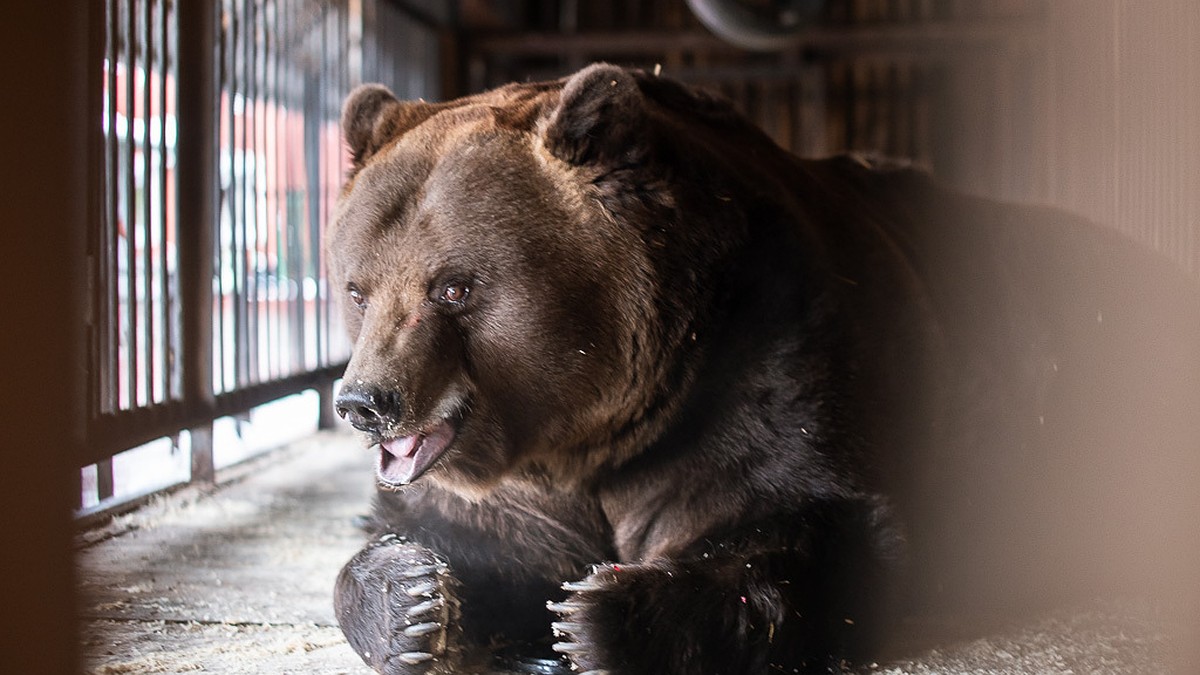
[342, 84, 435, 173]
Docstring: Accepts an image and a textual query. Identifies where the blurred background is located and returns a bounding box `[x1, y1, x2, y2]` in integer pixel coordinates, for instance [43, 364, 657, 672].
[77, 0, 1200, 514]
[75, 0, 1200, 513]
[1, 1, 1196, 672]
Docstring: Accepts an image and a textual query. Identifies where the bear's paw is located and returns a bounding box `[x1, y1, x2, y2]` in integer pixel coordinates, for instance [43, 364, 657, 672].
[549, 562, 686, 675]
[335, 536, 464, 674]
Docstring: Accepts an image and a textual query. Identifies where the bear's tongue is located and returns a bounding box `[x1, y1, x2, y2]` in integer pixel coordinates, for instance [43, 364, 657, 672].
[377, 421, 456, 485]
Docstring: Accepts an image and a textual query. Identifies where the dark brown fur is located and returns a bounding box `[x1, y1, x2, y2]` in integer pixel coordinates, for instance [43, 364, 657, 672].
[327, 65, 1200, 674]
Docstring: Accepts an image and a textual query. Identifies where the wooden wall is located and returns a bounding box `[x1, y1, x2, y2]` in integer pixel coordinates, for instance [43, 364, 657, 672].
[463, 0, 1200, 278]
[1039, 0, 1200, 277]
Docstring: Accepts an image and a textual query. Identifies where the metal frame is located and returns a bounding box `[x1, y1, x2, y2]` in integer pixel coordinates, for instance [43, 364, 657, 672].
[81, 0, 447, 514]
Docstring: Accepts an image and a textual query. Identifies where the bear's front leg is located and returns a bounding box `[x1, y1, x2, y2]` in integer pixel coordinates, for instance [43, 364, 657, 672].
[335, 534, 480, 674]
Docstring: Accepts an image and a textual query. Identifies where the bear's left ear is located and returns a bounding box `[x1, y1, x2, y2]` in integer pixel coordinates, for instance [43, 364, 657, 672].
[542, 64, 648, 167]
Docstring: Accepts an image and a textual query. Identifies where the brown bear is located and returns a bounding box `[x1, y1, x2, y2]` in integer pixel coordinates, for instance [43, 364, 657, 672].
[326, 64, 1200, 674]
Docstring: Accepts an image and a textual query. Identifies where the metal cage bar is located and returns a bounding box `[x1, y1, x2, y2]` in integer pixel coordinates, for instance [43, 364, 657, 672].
[81, 0, 436, 510]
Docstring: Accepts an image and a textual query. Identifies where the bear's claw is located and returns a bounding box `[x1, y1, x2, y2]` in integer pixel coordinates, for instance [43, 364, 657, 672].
[549, 602, 594, 663]
[545, 600, 583, 614]
[404, 622, 442, 638]
[550, 621, 584, 636]
[407, 597, 445, 619]
[397, 651, 434, 665]
[400, 564, 443, 579]
[551, 641, 587, 655]
[406, 581, 438, 597]
[561, 579, 604, 592]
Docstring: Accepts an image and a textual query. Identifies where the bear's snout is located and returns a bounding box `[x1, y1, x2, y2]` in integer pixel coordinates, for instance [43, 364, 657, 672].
[335, 383, 405, 436]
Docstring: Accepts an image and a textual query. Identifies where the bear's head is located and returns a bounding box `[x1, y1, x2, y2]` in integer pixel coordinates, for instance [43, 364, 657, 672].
[327, 65, 789, 498]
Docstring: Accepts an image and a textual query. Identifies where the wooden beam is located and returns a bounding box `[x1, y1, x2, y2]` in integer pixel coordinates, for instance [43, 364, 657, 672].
[469, 20, 1045, 59]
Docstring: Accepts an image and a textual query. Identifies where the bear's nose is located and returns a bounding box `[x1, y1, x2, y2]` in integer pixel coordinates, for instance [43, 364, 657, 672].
[335, 385, 404, 435]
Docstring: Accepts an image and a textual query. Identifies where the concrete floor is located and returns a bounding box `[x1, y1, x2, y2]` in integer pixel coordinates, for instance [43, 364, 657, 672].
[78, 430, 1192, 674]
[78, 431, 375, 674]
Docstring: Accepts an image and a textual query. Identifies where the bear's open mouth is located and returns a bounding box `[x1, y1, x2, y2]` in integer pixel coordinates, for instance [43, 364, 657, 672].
[376, 419, 457, 487]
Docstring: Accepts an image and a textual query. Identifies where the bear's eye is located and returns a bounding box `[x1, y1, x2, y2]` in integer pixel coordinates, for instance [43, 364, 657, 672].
[347, 285, 366, 311]
[439, 283, 469, 305]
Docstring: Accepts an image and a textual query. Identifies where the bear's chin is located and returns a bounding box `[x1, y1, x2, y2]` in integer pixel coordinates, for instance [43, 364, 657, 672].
[421, 467, 512, 503]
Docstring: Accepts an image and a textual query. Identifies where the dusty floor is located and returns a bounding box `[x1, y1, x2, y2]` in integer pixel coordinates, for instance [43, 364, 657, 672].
[78, 431, 1192, 674]
[79, 431, 375, 674]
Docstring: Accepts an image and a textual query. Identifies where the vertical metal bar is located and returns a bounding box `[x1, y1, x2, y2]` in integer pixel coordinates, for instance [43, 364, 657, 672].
[268, 0, 281, 381]
[300, 13, 320, 375]
[349, 0, 362, 87]
[287, 0, 300, 378]
[87, 1, 105, 425]
[278, 0, 287, 381]
[257, 0, 267, 385]
[250, 0, 261, 384]
[280, 3, 290, 382]
[324, 3, 333, 370]
[87, 2, 114, 499]
[268, 0, 277, 380]
[335, 0, 351, 361]
[293, 0, 305, 375]
[327, 1, 338, 364]
[285, 0, 296, 378]
[310, 6, 325, 374]
[317, 2, 331, 369]
[160, 0, 174, 401]
[245, 0, 257, 386]
[303, 0, 314, 375]
[230, 0, 241, 390]
[292, 0, 302, 375]
[262, 0, 270, 382]
[249, 0, 261, 384]
[236, 0, 250, 391]
[227, 0, 239, 391]
[143, 0, 157, 405]
[336, 0, 347, 356]
[168, 0, 178, 398]
[229, 0, 238, 393]
[281, 0, 291, 380]
[177, 0, 217, 485]
[126, 0, 140, 408]
[239, 0, 253, 387]
[216, 0, 230, 395]
[264, 0, 274, 383]
[280, 0, 289, 380]
[317, 3, 328, 372]
[102, 0, 121, 415]
[323, 3, 337, 369]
